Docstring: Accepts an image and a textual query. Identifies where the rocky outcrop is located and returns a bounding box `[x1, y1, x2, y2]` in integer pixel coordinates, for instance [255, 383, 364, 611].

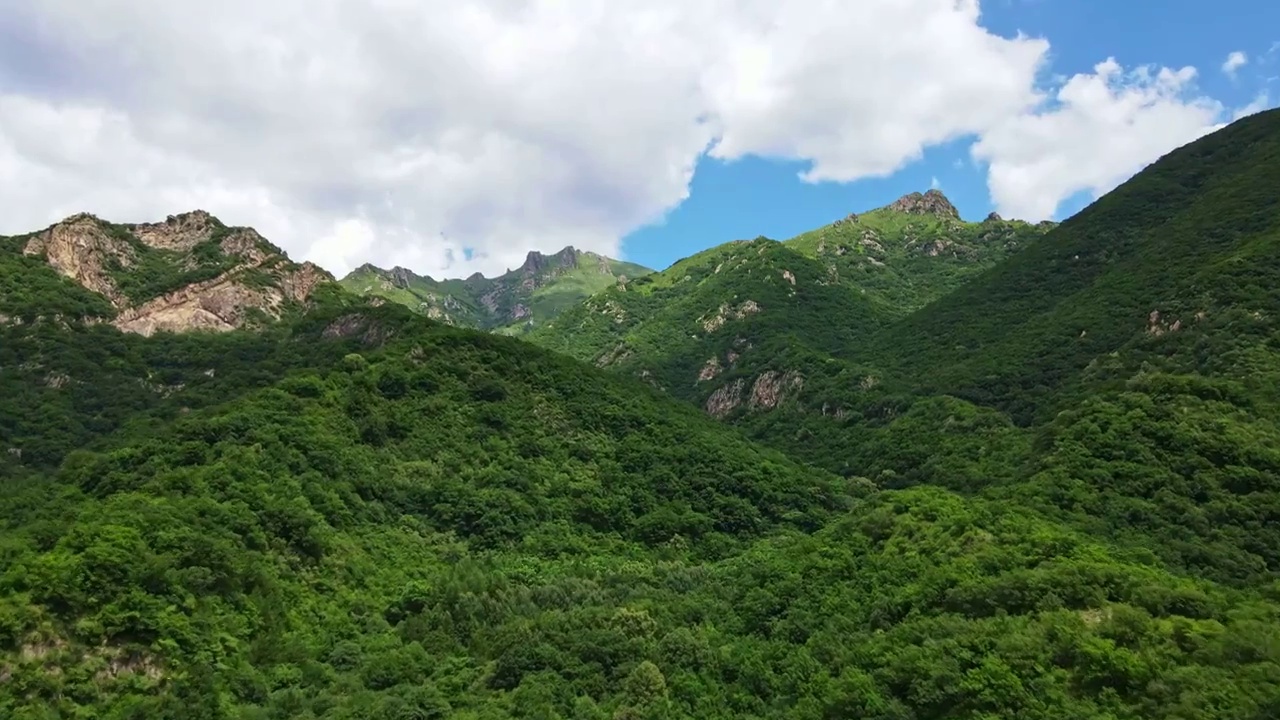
[128, 210, 219, 251]
[696, 356, 723, 382]
[747, 370, 804, 410]
[23, 213, 135, 307]
[886, 189, 960, 219]
[704, 379, 745, 418]
[703, 369, 803, 418]
[23, 211, 334, 336]
[700, 300, 761, 333]
[320, 313, 393, 346]
[111, 260, 330, 337]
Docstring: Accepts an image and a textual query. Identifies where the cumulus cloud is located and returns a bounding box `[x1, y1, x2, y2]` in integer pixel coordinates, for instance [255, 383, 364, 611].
[1222, 50, 1249, 77]
[0, 0, 1053, 277]
[971, 58, 1226, 221]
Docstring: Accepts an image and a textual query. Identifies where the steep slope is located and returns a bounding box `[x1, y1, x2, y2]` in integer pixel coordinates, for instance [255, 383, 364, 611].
[339, 246, 651, 332]
[3, 300, 1280, 718]
[867, 108, 1280, 422]
[8, 210, 332, 336]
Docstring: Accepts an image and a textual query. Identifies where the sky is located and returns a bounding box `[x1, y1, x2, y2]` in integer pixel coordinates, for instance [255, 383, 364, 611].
[0, 1, 1274, 278]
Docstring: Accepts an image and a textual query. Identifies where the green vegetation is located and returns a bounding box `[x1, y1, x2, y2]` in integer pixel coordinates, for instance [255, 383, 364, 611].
[339, 248, 651, 333]
[785, 206, 1052, 314]
[0, 235, 116, 322]
[5, 109, 1280, 718]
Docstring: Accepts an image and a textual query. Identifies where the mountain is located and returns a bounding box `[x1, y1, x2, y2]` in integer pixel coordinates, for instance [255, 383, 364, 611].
[6, 112, 1280, 718]
[4, 210, 332, 336]
[338, 246, 652, 333]
[866, 109, 1280, 423]
[786, 188, 1055, 314]
[527, 188, 1051, 404]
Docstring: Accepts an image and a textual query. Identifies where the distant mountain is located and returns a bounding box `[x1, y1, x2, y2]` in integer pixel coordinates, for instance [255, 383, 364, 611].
[339, 247, 652, 332]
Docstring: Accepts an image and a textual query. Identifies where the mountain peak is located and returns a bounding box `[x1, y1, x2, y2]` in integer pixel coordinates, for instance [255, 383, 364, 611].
[518, 246, 579, 274]
[885, 189, 959, 219]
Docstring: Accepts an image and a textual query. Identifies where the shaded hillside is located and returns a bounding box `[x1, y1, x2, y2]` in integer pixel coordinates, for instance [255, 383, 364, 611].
[339, 247, 651, 332]
[529, 190, 1052, 411]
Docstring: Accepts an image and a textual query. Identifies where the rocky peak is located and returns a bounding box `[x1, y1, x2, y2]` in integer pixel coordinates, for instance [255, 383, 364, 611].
[129, 209, 220, 251]
[519, 246, 579, 275]
[23, 213, 135, 307]
[984, 211, 1003, 223]
[886, 189, 960, 219]
[387, 266, 419, 288]
[21, 210, 333, 336]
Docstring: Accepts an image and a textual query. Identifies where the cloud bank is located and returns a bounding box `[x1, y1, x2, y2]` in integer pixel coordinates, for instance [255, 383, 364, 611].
[0, 0, 1251, 276]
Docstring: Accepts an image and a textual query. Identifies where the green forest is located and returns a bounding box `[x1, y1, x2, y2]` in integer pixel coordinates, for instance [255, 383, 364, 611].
[3, 109, 1280, 718]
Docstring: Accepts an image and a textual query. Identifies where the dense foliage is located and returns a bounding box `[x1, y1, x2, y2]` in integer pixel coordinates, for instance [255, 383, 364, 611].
[4, 109, 1280, 718]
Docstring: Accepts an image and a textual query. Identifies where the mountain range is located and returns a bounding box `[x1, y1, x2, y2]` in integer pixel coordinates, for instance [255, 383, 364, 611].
[2, 109, 1280, 718]
[338, 247, 651, 333]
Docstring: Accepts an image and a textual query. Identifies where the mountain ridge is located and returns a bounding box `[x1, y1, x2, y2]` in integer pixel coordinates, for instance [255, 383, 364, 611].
[340, 245, 652, 332]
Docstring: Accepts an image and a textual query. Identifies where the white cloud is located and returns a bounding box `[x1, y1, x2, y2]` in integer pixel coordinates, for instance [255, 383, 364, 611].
[1233, 92, 1274, 120]
[971, 58, 1226, 221]
[0, 0, 1051, 278]
[0, 2, 1249, 276]
[1222, 50, 1249, 77]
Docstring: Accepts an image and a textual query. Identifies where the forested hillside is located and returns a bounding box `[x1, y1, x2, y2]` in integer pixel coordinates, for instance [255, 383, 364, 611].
[4, 111, 1280, 718]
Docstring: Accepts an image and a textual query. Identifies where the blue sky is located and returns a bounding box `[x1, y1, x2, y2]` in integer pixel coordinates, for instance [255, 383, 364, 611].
[621, 0, 1279, 271]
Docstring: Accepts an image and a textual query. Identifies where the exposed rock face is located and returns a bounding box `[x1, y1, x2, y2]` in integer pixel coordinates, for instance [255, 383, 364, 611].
[129, 210, 219, 251]
[700, 300, 762, 333]
[886, 189, 960, 219]
[23, 213, 135, 307]
[23, 210, 334, 336]
[696, 356, 723, 382]
[112, 262, 329, 337]
[703, 370, 803, 418]
[984, 211, 1004, 223]
[704, 379, 746, 418]
[520, 246, 579, 274]
[747, 370, 804, 410]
